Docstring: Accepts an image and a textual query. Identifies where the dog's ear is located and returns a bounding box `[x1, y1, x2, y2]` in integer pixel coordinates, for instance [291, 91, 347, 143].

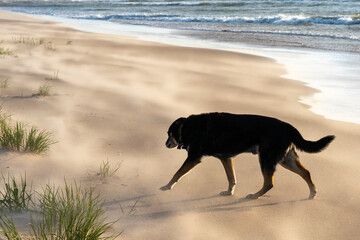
[172, 117, 186, 144]
[173, 117, 186, 127]
[169, 117, 186, 139]
[170, 117, 186, 131]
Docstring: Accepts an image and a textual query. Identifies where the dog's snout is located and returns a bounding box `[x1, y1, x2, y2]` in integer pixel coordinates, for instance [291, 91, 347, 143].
[165, 139, 171, 148]
[166, 137, 177, 148]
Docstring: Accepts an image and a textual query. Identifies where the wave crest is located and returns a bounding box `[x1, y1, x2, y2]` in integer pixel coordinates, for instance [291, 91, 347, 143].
[79, 14, 360, 25]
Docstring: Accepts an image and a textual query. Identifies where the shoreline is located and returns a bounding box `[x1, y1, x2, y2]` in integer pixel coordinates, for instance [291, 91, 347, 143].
[31, 13, 360, 125]
[1, 10, 360, 240]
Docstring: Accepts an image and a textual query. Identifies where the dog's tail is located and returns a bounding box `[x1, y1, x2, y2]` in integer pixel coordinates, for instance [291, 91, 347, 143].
[290, 126, 335, 153]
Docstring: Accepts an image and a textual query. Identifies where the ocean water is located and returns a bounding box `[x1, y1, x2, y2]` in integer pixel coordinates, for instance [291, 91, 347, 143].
[1, 0, 360, 52]
[1, 0, 359, 123]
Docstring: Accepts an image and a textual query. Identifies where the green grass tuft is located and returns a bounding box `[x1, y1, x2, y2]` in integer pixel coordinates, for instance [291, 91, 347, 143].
[12, 36, 56, 50]
[43, 41, 56, 51]
[0, 173, 33, 211]
[0, 47, 13, 56]
[0, 121, 55, 154]
[0, 122, 25, 152]
[24, 127, 54, 154]
[0, 214, 22, 239]
[0, 177, 121, 239]
[0, 107, 10, 126]
[98, 159, 121, 179]
[0, 78, 9, 88]
[0, 106, 55, 154]
[31, 181, 119, 239]
[33, 82, 51, 97]
[12, 36, 42, 46]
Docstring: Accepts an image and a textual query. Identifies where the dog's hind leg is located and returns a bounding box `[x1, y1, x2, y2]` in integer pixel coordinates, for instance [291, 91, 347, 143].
[219, 158, 237, 196]
[246, 166, 275, 199]
[280, 149, 317, 199]
[246, 151, 277, 199]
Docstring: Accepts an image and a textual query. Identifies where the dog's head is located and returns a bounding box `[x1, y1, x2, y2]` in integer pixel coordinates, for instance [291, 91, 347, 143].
[165, 117, 186, 149]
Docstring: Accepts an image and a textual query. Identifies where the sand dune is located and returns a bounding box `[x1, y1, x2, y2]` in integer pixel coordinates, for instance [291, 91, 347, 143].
[1, 10, 360, 239]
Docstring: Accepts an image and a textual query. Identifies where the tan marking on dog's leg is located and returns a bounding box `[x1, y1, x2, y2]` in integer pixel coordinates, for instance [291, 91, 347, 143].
[220, 158, 237, 196]
[160, 158, 200, 191]
[281, 149, 317, 199]
[246, 168, 274, 199]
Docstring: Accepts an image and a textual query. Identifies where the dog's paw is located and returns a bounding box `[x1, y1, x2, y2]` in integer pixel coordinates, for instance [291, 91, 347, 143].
[309, 190, 317, 199]
[160, 185, 171, 191]
[245, 193, 259, 199]
[219, 190, 233, 196]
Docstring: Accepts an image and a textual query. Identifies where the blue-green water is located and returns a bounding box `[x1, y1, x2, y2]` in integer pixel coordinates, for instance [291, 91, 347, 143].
[1, 0, 360, 52]
[1, 0, 359, 123]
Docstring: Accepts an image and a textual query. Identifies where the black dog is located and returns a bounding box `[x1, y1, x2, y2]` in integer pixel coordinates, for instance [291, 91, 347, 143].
[160, 112, 334, 199]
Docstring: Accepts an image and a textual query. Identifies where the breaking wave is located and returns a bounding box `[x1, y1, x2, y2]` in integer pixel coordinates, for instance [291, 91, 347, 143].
[79, 13, 360, 25]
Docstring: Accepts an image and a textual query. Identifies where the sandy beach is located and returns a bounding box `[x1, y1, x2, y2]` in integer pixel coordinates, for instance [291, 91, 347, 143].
[1, 10, 360, 239]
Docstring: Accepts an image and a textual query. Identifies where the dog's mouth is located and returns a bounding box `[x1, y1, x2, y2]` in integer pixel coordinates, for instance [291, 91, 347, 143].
[165, 136, 178, 148]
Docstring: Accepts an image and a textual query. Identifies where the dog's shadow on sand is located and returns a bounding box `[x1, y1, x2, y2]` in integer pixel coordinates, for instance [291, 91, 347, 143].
[198, 197, 310, 213]
[134, 193, 310, 220]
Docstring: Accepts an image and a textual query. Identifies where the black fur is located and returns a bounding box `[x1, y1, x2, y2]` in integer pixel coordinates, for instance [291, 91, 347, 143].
[169, 113, 334, 164]
[163, 113, 335, 198]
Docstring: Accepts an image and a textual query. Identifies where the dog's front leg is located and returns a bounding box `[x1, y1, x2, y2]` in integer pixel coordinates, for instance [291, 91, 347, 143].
[160, 156, 201, 191]
[220, 158, 236, 196]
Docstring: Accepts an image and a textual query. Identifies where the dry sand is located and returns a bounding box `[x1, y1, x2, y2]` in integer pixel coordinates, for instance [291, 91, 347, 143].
[1, 10, 360, 240]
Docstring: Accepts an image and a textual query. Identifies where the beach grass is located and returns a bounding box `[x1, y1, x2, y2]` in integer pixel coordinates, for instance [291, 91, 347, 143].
[12, 36, 56, 51]
[12, 36, 44, 46]
[0, 173, 34, 212]
[43, 41, 56, 51]
[98, 159, 121, 179]
[0, 47, 13, 56]
[0, 107, 10, 124]
[0, 107, 55, 154]
[33, 82, 51, 97]
[0, 122, 26, 152]
[24, 127, 54, 153]
[0, 78, 9, 88]
[0, 121, 55, 154]
[119, 198, 139, 216]
[0, 178, 120, 239]
[0, 214, 21, 240]
[32, 181, 119, 239]
[52, 70, 59, 80]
